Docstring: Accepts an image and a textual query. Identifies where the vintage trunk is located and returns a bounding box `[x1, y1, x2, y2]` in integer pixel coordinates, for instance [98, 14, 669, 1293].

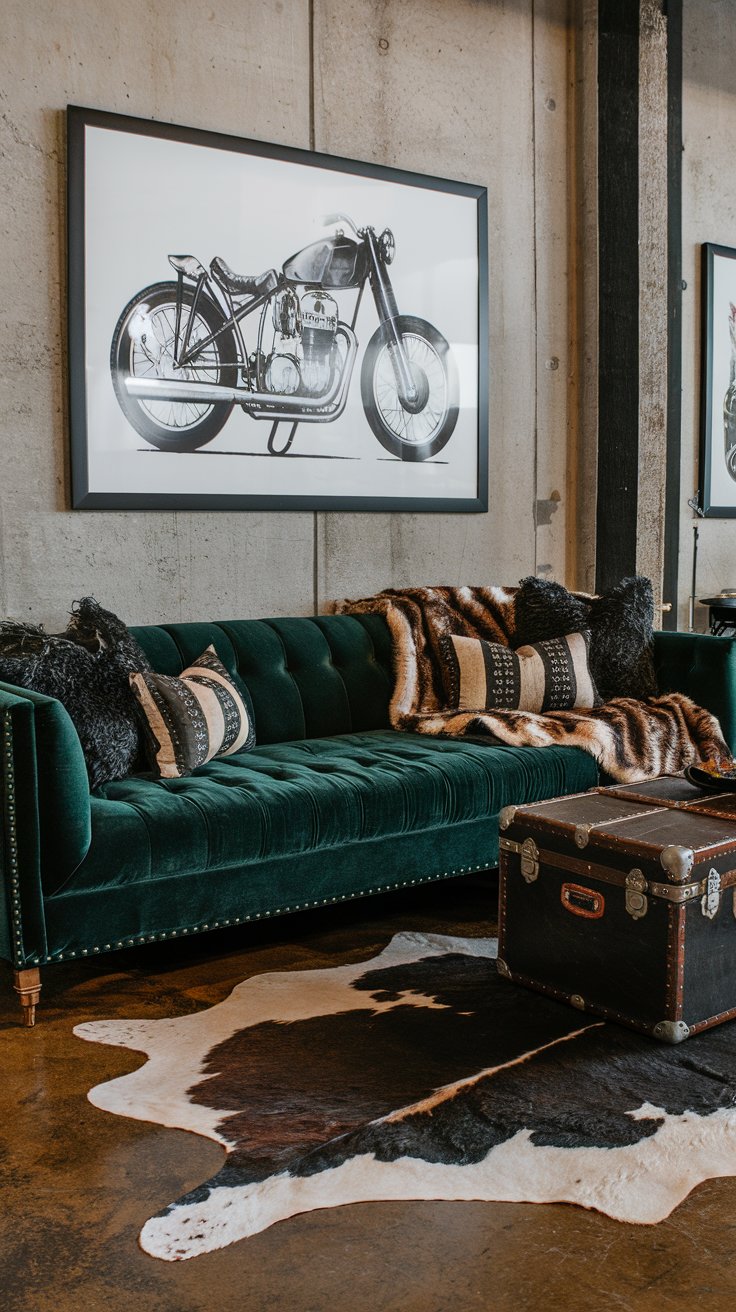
[497, 777, 736, 1042]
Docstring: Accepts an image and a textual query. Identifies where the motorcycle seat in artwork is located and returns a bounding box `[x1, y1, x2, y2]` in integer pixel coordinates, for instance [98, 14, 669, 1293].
[210, 256, 278, 299]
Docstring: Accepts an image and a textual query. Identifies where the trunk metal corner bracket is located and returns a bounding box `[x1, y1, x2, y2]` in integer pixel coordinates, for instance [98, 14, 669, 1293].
[653, 1019, 691, 1043]
[499, 806, 518, 832]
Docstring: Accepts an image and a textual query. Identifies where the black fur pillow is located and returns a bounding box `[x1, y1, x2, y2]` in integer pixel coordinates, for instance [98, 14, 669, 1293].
[514, 575, 658, 702]
[0, 597, 153, 789]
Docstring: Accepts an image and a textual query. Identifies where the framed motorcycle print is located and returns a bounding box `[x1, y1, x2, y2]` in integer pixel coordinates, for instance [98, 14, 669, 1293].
[67, 105, 488, 512]
[699, 242, 736, 516]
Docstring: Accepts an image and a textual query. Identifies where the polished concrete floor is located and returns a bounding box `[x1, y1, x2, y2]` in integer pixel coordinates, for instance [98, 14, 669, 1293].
[2, 873, 736, 1312]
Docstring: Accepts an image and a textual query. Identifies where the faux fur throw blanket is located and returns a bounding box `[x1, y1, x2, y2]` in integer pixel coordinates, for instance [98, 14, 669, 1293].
[335, 585, 729, 783]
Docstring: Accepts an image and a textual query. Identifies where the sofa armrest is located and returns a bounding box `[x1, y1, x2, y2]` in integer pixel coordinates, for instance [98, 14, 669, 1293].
[652, 631, 736, 754]
[0, 683, 92, 965]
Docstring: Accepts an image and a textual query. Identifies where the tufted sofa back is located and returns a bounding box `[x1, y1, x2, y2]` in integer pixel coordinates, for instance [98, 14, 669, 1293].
[129, 614, 395, 744]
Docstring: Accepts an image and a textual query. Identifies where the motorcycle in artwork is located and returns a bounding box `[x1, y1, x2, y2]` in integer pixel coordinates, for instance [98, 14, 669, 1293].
[110, 214, 459, 463]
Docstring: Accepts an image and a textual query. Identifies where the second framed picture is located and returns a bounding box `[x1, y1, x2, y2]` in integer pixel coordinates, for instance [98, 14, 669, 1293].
[68, 106, 488, 513]
[699, 242, 736, 516]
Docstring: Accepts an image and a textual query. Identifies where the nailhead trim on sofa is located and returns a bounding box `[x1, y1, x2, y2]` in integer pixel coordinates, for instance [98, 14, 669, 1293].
[18, 863, 491, 966]
[2, 709, 25, 969]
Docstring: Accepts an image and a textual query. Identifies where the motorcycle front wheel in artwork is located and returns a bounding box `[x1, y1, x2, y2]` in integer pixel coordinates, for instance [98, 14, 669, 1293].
[361, 315, 459, 462]
[109, 217, 460, 461]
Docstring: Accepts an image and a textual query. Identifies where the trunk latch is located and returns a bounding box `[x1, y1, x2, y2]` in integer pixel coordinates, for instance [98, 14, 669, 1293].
[702, 868, 721, 920]
[625, 868, 648, 919]
[520, 837, 540, 883]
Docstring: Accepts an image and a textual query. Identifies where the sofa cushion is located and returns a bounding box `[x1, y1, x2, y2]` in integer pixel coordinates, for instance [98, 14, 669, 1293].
[129, 615, 394, 746]
[58, 731, 599, 896]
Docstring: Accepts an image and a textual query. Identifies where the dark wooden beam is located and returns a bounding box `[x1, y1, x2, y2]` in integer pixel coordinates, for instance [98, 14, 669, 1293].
[595, 0, 641, 592]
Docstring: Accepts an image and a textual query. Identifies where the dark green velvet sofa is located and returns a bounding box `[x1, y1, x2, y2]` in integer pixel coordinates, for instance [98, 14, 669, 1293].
[2, 615, 736, 1025]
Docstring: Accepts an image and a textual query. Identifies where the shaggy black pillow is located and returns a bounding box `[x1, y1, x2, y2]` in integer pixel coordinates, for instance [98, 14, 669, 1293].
[514, 575, 658, 702]
[0, 597, 153, 789]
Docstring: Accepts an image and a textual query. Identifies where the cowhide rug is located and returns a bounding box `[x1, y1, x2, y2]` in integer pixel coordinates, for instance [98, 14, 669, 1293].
[75, 933, 736, 1262]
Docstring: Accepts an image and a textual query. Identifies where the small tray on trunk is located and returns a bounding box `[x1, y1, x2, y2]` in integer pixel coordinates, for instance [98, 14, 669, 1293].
[685, 760, 736, 792]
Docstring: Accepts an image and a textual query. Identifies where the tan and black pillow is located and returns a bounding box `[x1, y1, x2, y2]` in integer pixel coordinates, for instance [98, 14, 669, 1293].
[441, 631, 600, 714]
[130, 646, 255, 778]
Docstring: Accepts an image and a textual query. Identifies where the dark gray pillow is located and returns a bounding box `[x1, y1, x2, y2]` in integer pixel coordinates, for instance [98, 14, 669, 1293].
[514, 575, 658, 702]
[0, 597, 152, 789]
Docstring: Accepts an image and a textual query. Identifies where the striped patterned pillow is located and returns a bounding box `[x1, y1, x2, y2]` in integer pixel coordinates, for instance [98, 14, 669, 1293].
[442, 631, 600, 713]
[130, 646, 255, 778]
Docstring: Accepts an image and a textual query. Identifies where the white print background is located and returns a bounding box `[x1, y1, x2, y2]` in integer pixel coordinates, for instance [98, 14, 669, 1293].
[84, 126, 481, 501]
[707, 251, 736, 509]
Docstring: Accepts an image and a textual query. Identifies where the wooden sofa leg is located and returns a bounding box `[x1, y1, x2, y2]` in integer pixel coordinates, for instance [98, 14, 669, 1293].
[13, 967, 42, 1027]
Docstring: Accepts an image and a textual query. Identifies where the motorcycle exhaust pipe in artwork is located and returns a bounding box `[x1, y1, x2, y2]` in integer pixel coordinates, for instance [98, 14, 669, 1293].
[126, 377, 249, 403]
[125, 325, 357, 411]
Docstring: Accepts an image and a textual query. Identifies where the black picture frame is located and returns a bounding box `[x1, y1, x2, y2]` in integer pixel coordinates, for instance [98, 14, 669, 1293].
[67, 105, 488, 513]
[699, 242, 736, 517]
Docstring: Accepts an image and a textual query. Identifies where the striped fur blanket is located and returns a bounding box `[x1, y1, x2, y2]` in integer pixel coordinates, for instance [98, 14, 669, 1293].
[335, 585, 729, 783]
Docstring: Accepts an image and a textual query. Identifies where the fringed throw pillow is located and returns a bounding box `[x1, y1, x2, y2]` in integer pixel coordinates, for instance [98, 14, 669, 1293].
[442, 631, 600, 713]
[0, 597, 152, 789]
[514, 575, 658, 701]
[130, 646, 255, 778]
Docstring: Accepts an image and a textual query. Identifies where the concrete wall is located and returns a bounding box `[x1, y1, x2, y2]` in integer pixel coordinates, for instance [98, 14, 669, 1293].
[679, 0, 736, 629]
[0, 0, 578, 629]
